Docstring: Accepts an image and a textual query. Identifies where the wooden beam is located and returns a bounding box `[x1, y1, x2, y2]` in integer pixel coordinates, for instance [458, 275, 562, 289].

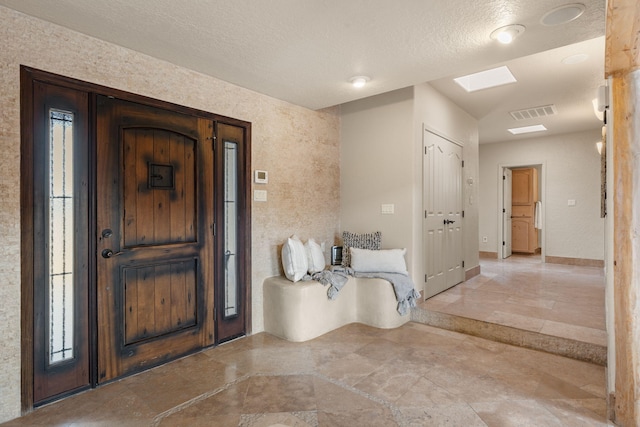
[607, 0, 640, 425]
[605, 0, 640, 76]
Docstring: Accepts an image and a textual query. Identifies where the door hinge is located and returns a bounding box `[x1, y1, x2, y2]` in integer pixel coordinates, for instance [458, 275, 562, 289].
[424, 210, 427, 219]
[462, 261, 465, 268]
[503, 208, 506, 213]
[503, 241, 505, 246]
[425, 274, 427, 283]
[503, 175, 506, 180]
[425, 146, 427, 155]
[213, 222, 216, 236]
[462, 210, 465, 218]
[462, 160, 465, 167]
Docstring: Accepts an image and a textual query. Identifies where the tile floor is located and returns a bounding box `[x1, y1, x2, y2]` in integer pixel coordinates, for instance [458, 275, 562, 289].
[2, 322, 612, 426]
[418, 255, 606, 347]
[2, 254, 611, 426]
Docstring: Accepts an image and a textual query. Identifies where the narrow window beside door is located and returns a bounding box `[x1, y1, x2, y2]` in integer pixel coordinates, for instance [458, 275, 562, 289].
[48, 109, 75, 365]
[224, 141, 239, 318]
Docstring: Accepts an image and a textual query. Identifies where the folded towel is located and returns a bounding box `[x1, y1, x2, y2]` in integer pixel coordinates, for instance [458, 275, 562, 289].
[534, 201, 542, 229]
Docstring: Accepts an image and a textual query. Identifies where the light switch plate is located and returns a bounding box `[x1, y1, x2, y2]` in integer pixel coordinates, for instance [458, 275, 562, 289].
[254, 190, 267, 202]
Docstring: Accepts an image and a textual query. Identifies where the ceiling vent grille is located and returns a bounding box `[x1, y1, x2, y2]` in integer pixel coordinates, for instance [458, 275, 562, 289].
[509, 104, 557, 121]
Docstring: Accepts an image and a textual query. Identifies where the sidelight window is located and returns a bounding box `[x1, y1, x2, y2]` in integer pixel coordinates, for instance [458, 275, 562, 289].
[47, 109, 75, 364]
[223, 141, 239, 318]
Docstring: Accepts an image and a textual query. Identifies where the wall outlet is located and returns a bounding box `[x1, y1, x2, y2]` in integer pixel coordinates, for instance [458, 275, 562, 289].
[482, 236, 488, 243]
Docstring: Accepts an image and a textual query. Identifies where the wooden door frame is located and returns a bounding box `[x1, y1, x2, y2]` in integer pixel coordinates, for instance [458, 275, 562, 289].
[20, 66, 252, 413]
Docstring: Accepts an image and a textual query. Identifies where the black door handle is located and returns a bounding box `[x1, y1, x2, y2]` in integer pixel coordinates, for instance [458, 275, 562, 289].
[101, 249, 122, 258]
[443, 219, 456, 225]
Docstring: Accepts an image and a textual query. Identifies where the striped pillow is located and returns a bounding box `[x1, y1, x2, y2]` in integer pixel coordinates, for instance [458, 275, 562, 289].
[341, 231, 381, 267]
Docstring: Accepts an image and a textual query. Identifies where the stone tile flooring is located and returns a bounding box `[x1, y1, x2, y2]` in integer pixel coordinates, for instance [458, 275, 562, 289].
[2, 322, 613, 426]
[419, 255, 606, 347]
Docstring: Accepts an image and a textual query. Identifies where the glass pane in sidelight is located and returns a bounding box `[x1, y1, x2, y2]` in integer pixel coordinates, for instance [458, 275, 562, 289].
[224, 141, 239, 318]
[48, 110, 75, 365]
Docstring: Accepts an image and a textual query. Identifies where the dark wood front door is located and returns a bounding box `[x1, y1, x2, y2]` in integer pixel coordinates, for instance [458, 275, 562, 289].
[96, 96, 215, 382]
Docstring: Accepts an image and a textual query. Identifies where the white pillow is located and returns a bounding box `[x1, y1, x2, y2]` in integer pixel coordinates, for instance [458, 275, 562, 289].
[350, 247, 408, 275]
[281, 235, 308, 282]
[304, 238, 326, 273]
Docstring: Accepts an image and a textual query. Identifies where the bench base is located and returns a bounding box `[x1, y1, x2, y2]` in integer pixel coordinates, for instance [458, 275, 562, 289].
[263, 275, 409, 342]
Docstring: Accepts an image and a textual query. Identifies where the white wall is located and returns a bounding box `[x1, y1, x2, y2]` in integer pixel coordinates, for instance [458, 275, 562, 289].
[479, 129, 604, 260]
[340, 83, 479, 292]
[0, 7, 340, 422]
[340, 87, 416, 273]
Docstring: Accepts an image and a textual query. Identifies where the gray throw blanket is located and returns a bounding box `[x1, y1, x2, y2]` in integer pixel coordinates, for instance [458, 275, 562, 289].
[309, 266, 419, 316]
[307, 269, 350, 299]
[350, 270, 420, 316]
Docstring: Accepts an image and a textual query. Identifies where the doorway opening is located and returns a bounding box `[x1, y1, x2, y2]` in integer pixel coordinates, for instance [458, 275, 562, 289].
[498, 163, 544, 262]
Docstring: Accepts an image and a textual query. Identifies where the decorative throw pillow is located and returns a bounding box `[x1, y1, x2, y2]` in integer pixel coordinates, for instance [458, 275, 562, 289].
[304, 238, 326, 274]
[281, 235, 308, 282]
[350, 247, 408, 275]
[341, 231, 381, 267]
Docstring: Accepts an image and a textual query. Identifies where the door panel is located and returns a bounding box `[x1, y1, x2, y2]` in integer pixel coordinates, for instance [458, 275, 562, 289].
[122, 260, 197, 345]
[445, 146, 464, 287]
[503, 168, 513, 258]
[423, 129, 464, 299]
[96, 96, 214, 382]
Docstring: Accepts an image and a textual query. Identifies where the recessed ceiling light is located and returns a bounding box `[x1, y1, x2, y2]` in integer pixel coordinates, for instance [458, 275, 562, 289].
[349, 76, 370, 88]
[508, 124, 548, 135]
[562, 53, 589, 64]
[490, 24, 526, 44]
[453, 66, 517, 92]
[541, 3, 586, 26]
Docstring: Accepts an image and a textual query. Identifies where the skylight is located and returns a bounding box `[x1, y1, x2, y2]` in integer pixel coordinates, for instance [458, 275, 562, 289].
[508, 124, 548, 135]
[453, 66, 517, 92]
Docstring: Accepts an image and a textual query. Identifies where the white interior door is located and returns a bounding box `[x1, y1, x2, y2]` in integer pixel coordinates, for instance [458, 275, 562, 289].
[424, 129, 464, 299]
[503, 168, 513, 258]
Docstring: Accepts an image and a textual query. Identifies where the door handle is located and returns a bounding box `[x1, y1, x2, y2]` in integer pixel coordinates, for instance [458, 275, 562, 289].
[101, 249, 123, 258]
[443, 219, 456, 225]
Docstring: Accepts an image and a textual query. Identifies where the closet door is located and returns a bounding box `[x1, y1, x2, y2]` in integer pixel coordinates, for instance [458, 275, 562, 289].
[423, 129, 463, 299]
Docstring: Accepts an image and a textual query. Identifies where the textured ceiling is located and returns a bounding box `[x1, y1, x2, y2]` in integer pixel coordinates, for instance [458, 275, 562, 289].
[0, 0, 607, 142]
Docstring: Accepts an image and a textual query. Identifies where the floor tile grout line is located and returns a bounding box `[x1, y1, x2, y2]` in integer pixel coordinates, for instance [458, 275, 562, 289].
[150, 372, 253, 426]
[150, 368, 415, 426]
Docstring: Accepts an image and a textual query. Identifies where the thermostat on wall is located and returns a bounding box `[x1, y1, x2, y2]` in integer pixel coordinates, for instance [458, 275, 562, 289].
[254, 170, 268, 184]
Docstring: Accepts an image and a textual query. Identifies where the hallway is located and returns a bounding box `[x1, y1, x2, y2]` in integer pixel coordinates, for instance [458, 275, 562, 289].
[420, 255, 605, 346]
[414, 255, 606, 365]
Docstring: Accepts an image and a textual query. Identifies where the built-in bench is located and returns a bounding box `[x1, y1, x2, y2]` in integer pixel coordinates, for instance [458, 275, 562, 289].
[263, 275, 410, 342]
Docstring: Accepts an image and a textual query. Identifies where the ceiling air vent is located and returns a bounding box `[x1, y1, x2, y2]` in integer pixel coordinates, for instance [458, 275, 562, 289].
[509, 104, 557, 121]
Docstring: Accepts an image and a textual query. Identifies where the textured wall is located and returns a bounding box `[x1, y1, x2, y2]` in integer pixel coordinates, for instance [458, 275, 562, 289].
[0, 6, 340, 422]
[478, 129, 604, 260]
